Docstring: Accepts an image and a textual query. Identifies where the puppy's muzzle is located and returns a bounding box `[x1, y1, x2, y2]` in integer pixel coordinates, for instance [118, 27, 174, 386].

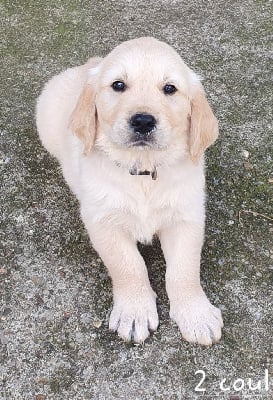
[129, 113, 157, 145]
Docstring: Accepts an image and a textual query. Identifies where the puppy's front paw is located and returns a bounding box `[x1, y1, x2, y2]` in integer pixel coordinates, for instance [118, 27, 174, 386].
[109, 289, 159, 343]
[170, 291, 223, 345]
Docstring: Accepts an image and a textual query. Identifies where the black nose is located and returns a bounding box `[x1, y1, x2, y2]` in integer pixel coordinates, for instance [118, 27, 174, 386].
[130, 113, 157, 135]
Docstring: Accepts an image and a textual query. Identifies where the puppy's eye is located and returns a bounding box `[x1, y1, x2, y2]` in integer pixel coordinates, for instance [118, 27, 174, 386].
[112, 81, 126, 92]
[163, 84, 177, 95]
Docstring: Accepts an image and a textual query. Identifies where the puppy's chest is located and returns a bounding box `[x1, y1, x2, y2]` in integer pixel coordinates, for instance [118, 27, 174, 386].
[81, 162, 198, 241]
[118, 178, 182, 241]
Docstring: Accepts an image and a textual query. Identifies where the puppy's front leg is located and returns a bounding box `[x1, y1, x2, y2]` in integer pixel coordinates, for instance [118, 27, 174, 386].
[82, 217, 159, 343]
[159, 222, 223, 345]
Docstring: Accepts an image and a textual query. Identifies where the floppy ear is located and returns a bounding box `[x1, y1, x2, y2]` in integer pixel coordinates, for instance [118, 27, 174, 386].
[70, 83, 97, 155]
[69, 58, 102, 155]
[189, 85, 219, 163]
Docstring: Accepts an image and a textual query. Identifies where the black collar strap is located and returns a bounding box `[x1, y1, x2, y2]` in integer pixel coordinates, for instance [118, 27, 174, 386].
[113, 160, 158, 180]
[129, 166, 158, 180]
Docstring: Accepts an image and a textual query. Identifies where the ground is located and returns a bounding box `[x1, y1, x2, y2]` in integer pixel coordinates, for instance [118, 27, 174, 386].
[1, 0, 272, 399]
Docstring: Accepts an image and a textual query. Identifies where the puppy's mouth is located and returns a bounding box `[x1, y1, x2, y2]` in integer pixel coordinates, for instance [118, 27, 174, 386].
[129, 139, 155, 148]
[128, 128, 158, 148]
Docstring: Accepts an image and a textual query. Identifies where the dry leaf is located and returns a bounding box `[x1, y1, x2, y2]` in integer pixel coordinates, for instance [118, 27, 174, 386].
[0, 268, 7, 275]
[35, 395, 46, 400]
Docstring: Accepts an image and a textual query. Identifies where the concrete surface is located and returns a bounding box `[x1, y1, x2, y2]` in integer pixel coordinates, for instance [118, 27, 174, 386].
[1, 0, 272, 399]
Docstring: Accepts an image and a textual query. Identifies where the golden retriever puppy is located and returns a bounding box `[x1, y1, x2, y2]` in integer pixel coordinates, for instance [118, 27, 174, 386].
[36, 37, 223, 345]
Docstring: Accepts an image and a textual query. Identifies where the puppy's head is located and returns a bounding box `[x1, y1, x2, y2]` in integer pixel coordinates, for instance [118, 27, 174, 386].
[70, 37, 218, 166]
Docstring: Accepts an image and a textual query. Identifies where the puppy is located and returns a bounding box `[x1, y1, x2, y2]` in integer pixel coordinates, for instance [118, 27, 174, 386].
[36, 37, 223, 345]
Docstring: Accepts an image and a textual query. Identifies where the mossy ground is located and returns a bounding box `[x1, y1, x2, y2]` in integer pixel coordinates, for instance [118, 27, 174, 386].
[1, 1, 272, 399]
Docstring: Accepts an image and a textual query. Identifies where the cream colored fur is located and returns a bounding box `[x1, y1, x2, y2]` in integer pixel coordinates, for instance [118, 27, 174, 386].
[36, 37, 223, 345]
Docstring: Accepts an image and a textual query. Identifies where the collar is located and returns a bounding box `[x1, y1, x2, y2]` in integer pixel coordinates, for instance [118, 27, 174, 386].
[129, 166, 158, 180]
[113, 161, 158, 180]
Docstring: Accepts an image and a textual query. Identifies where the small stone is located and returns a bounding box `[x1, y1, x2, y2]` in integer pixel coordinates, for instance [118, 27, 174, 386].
[58, 270, 66, 278]
[63, 311, 71, 319]
[242, 149, 249, 159]
[93, 320, 102, 328]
